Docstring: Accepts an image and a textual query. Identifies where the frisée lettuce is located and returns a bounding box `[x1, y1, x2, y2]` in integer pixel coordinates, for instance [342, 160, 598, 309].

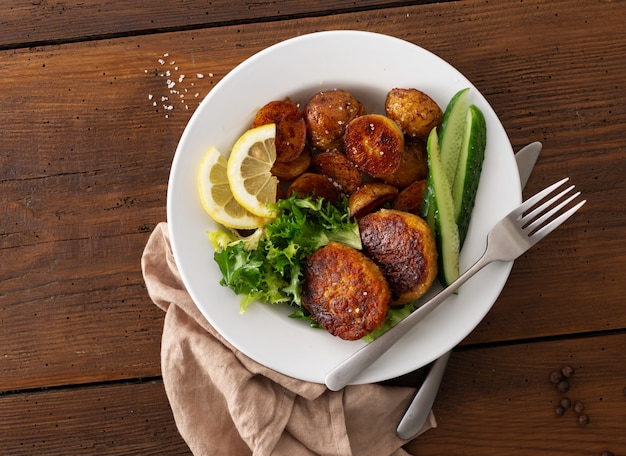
[210, 195, 362, 317]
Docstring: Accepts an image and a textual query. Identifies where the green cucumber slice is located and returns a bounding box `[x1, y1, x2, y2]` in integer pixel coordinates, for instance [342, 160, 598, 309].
[423, 127, 460, 286]
[439, 88, 470, 186]
[453, 104, 487, 247]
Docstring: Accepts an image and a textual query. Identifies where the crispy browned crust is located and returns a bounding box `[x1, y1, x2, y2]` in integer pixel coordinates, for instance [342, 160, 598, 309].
[287, 172, 340, 204]
[392, 179, 427, 215]
[302, 241, 391, 340]
[253, 100, 306, 163]
[304, 90, 364, 150]
[359, 209, 438, 304]
[384, 88, 443, 140]
[310, 150, 362, 195]
[348, 182, 399, 219]
[271, 145, 312, 181]
[344, 114, 404, 178]
[381, 140, 429, 189]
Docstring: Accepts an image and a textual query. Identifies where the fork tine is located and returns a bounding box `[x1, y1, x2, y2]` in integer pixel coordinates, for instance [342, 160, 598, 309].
[530, 199, 586, 240]
[513, 177, 570, 217]
[523, 186, 578, 232]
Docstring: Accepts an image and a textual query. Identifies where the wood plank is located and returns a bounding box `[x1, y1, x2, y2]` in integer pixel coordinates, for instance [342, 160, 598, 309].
[2, 0, 624, 392]
[0, 380, 191, 455]
[405, 333, 626, 455]
[0, 0, 423, 48]
[1, 333, 623, 454]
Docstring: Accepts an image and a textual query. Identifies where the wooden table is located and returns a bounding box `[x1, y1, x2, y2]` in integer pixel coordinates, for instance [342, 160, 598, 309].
[2, 0, 625, 454]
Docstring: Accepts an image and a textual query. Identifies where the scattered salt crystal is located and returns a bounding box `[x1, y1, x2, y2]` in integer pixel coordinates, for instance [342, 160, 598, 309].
[148, 94, 153, 100]
[158, 58, 165, 65]
[208, 73, 214, 77]
[178, 74, 185, 83]
[163, 53, 169, 57]
[196, 73, 204, 79]
[165, 70, 171, 77]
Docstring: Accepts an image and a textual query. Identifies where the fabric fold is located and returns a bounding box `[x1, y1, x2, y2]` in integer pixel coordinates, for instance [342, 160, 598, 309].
[141, 222, 436, 455]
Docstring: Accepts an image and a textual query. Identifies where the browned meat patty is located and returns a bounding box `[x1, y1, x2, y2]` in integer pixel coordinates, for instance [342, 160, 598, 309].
[359, 209, 438, 304]
[301, 241, 391, 340]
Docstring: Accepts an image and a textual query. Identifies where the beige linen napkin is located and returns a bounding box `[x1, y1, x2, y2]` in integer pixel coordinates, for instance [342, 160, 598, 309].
[141, 222, 436, 455]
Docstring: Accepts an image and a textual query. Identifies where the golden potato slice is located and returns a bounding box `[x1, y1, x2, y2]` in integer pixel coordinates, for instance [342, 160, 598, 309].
[348, 182, 398, 219]
[385, 88, 443, 140]
[287, 172, 340, 204]
[392, 179, 427, 215]
[271, 146, 312, 181]
[381, 140, 428, 189]
[359, 209, 438, 304]
[310, 150, 362, 195]
[253, 99, 306, 163]
[304, 90, 364, 150]
[344, 114, 404, 178]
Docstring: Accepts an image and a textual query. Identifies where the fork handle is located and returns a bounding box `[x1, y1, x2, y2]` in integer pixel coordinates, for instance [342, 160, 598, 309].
[324, 251, 495, 391]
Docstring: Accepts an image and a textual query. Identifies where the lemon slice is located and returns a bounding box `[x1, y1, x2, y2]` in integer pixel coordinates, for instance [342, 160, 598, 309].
[198, 146, 266, 229]
[227, 123, 279, 218]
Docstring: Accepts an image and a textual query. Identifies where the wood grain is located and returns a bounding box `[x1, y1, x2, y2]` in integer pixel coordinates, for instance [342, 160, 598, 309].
[1, 0, 624, 453]
[406, 333, 626, 455]
[3, 0, 624, 390]
[0, 380, 191, 455]
[0, 0, 424, 48]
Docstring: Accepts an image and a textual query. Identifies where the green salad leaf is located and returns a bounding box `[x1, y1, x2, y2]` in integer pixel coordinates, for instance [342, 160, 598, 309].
[210, 195, 361, 317]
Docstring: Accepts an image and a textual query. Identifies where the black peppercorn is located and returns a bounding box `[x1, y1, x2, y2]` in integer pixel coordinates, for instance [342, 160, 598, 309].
[557, 380, 570, 393]
[555, 405, 565, 416]
[578, 414, 589, 425]
[573, 400, 584, 414]
[601, 451, 614, 456]
[561, 365, 575, 378]
[560, 397, 571, 409]
[550, 371, 563, 384]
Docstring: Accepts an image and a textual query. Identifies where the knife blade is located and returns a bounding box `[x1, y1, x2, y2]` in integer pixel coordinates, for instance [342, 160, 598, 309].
[395, 141, 542, 440]
[516, 141, 542, 189]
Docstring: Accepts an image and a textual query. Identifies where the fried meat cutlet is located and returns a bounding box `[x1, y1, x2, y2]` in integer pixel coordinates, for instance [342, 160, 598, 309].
[359, 209, 438, 304]
[302, 241, 391, 340]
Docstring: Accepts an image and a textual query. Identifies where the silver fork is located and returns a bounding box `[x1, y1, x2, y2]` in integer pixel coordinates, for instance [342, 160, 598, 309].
[325, 177, 586, 391]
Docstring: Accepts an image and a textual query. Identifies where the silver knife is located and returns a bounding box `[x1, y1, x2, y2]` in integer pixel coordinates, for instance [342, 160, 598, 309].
[395, 141, 543, 440]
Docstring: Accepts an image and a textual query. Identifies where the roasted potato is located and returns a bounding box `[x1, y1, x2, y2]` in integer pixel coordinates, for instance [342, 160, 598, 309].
[302, 241, 391, 340]
[392, 179, 427, 215]
[348, 182, 398, 219]
[381, 140, 428, 189]
[359, 209, 437, 304]
[344, 114, 404, 178]
[271, 145, 312, 181]
[287, 172, 340, 204]
[253, 99, 306, 163]
[310, 150, 362, 195]
[385, 88, 443, 140]
[304, 90, 364, 150]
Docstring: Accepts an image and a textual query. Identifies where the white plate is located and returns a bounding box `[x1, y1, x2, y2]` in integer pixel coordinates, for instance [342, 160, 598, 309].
[167, 30, 521, 384]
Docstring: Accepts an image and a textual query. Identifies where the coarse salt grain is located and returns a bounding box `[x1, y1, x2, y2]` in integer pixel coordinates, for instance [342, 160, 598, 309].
[158, 59, 165, 65]
[196, 73, 204, 79]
